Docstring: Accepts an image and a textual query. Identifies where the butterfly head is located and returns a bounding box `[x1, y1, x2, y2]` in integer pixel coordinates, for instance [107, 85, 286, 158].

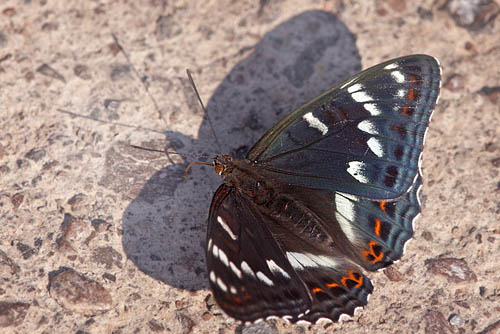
[214, 154, 234, 177]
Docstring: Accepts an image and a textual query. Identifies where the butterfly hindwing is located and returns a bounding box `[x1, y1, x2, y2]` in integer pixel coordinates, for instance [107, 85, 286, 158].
[283, 252, 373, 324]
[247, 55, 441, 200]
[333, 175, 423, 271]
[207, 184, 374, 323]
[259, 178, 422, 274]
[207, 184, 311, 322]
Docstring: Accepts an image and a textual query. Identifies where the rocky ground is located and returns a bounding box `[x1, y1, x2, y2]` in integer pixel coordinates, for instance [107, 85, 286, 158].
[0, 0, 499, 333]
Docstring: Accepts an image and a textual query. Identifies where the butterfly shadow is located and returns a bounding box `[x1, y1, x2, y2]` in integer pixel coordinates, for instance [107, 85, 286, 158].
[121, 10, 362, 291]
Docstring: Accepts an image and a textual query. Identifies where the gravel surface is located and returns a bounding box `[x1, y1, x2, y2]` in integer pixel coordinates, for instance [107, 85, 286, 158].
[0, 1, 499, 333]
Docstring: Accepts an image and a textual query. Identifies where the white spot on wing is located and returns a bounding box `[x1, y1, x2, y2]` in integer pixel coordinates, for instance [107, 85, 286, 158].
[209, 271, 216, 283]
[364, 103, 381, 116]
[418, 152, 424, 176]
[357, 120, 379, 135]
[256, 271, 274, 286]
[434, 56, 442, 75]
[354, 306, 363, 316]
[384, 63, 398, 70]
[212, 244, 219, 258]
[317, 317, 333, 325]
[403, 184, 422, 256]
[391, 70, 405, 83]
[436, 61, 442, 102]
[334, 192, 358, 243]
[230, 286, 237, 294]
[217, 216, 237, 240]
[207, 238, 213, 251]
[303, 112, 328, 135]
[229, 261, 242, 279]
[218, 248, 229, 267]
[416, 183, 423, 207]
[351, 91, 373, 103]
[347, 161, 369, 183]
[367, 137, 384, 157]
[286, 252, 304, 269]
[339, 313, 352, 322]
[411, 171, 420, 191]
[403, 236, 414, 257]
[335, 193, 356, 222]
[216, 277, 228, 292]
[347, 83, 363, 93]
[266, 259, 291, 279]
[406, 211, 420, 252]
[422, 125, 431, 148]
[286, 252, 340, 270]
[397, 89, 406, 98]
[337, 191, 359, 202]
[241, 261, 256, 278]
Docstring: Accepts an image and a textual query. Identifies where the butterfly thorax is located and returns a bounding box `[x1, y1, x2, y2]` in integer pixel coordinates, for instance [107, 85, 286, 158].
[214, 155, 274, 206]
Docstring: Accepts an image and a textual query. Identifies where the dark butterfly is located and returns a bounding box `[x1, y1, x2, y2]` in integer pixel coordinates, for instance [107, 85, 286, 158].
[205, 55, 441, 324]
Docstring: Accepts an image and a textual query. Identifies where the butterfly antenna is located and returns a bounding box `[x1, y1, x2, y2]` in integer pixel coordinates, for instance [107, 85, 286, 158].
[184, 160, 213, 180]
[186, 69, 222, 151]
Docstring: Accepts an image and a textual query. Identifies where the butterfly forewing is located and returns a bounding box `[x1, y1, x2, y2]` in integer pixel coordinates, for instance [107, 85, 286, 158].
[247, 55, 441, 199]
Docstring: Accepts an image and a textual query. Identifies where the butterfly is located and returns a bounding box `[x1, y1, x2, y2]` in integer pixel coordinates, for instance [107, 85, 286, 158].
[204, 55, 441, 324]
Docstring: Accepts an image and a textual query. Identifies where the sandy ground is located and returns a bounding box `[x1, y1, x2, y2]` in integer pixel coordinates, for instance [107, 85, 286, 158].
[1, 0, 499, 333]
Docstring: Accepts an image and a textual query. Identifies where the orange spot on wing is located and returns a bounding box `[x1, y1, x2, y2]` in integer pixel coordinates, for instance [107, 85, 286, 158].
[401, 105, 410, 115]
[233, 296, 242, 303]
[312, 287, 325, 294]
[362, 240, 384, 263]
[374, 219, 382, 237]
[326, 282, 340, 288]
[341, 270, 363, 289]
[408, 88, 415, 101]
[409, 74, 416, 83]
[379, 200, 387, 212]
